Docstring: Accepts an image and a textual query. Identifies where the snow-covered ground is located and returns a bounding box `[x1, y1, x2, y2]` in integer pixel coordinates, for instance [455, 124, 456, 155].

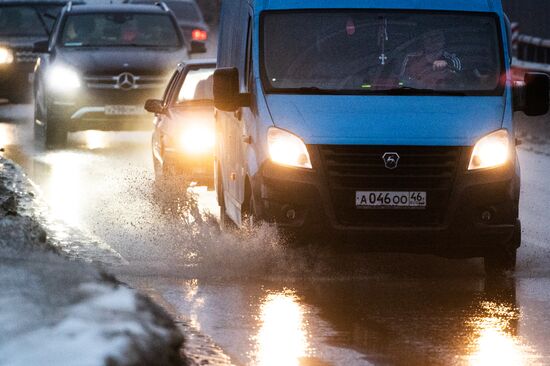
[0, 158, 184, 366]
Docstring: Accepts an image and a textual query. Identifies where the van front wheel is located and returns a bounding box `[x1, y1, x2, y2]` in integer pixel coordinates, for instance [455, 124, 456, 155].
[484, 224, 520, 276]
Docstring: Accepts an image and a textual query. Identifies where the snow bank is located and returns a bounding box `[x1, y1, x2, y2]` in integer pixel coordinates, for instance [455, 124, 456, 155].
[0, 157, 185, 366]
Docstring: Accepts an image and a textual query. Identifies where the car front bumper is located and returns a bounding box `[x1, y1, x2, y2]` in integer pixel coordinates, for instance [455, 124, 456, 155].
[47, 85, 165, 131]
[164, 149, 214, 184]
[253, 145, 520, 257]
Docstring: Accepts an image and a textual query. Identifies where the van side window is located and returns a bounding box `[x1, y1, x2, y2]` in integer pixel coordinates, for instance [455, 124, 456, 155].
[244, 16, 252, 91]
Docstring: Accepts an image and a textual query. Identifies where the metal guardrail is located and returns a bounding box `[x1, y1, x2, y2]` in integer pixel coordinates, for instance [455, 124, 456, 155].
[512, 25, 550, 79]
[516, 35, 550, 64]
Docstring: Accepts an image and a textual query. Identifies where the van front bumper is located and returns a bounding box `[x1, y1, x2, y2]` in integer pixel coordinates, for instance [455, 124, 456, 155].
[253, 145, 520, 257]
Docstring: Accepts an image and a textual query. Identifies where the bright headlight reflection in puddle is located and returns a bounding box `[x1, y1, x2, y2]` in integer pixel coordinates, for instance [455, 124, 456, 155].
[44, 153, 83, 227]
[467, 301, 539, 366]
[254, 290, 310, 366]
[82, 131, 109, 150]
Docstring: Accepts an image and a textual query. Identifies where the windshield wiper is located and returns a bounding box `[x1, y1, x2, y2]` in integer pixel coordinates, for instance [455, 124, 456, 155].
[383, 87, 466, 96]
[293, 87, 344, 95]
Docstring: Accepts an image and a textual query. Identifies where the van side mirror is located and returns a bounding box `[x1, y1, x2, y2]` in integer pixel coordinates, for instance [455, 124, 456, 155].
[33, 40, 49, 53]
[213, 67, 250, 112]
[144, 99, 165, 114]
[521, 73, 549, 116]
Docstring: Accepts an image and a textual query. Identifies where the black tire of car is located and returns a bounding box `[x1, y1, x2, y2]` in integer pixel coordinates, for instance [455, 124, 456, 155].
[484, 222, 520, 276]
[44, 109, 68, 147]
[34, 84, 68, 147]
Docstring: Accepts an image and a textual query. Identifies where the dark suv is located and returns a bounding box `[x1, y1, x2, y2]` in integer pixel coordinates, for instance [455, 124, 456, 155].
[33, 2, 191, 145]
[0, 1, 67, 103]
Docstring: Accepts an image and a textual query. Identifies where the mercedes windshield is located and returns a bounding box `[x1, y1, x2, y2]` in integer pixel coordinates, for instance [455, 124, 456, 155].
[60, 13, 181, 48]
[261, 11, 504, 96]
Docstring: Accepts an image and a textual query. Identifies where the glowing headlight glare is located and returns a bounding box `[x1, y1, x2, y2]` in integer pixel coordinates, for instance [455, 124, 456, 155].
[179, 126, 215, 154]
[47, 66, 81, 92]
[0, 47, 14, 64]
[268, 128, 312, 169]
[469, 129, 510, 170]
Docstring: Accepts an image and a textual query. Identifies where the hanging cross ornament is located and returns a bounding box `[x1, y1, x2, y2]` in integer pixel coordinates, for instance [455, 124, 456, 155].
[378, 18, 389, 65]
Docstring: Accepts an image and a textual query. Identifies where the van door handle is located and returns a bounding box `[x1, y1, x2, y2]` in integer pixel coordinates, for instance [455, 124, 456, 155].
[242, 134, 252, 144]
[234, 108, 242, 120]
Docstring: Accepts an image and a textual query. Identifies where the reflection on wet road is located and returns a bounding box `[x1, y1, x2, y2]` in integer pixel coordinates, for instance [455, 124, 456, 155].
[2, 105, 550, 365]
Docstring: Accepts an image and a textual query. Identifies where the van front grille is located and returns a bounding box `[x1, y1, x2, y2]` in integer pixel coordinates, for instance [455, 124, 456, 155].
[317, 145, 464, 227]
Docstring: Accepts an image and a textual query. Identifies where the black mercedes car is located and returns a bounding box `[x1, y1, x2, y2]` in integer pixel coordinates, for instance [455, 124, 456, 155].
[33, 2, 191, 145]
[0, 0, 67, 103]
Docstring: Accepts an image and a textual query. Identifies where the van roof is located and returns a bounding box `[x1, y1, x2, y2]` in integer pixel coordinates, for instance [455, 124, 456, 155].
[249, 0, 503, 13]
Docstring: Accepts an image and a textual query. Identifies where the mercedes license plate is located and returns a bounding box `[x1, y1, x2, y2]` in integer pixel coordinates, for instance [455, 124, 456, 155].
[104, 105, 143, 116]
[356, 191, 427, 209]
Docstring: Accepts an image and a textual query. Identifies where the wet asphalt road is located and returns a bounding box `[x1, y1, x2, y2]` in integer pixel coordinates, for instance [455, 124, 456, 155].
[1, 104, 550, 365]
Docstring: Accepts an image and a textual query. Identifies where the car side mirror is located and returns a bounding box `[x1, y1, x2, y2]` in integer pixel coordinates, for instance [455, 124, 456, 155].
[33, 40, 49, 53]
[516, 72, 550, 116]
[213, 67, 250, 112]
[190, 41, 207, 54]
[144, 99, 165, 114]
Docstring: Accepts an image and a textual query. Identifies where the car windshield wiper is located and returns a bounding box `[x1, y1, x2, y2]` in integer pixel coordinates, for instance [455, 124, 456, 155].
[382, 87, 466, 96]
[293, 87, 345, 95]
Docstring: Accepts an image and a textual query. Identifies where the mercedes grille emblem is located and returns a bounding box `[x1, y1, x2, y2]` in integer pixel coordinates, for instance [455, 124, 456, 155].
[116, 72, 136, 91]
[382, 152, 400, 170]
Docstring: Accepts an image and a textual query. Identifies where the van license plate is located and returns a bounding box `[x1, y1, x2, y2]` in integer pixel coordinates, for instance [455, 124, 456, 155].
[105, 105, 143, 115]
[356, 191, 427, 209]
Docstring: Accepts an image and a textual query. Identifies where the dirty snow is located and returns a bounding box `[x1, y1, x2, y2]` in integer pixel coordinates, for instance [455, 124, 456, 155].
[0, 157, 184, 365]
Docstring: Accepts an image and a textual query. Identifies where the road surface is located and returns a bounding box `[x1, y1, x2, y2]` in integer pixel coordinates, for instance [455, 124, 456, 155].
[1, 105, 550, 365]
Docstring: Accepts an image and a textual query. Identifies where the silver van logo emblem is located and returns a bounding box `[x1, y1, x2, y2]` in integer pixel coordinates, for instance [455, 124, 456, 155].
[116, 72, 136, 90]
[382, 152, 400, 170]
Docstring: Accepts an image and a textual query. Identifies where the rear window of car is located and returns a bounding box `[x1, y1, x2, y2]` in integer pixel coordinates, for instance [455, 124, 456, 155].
[165, 1, 201, 22]
[131, 1, 201, 22]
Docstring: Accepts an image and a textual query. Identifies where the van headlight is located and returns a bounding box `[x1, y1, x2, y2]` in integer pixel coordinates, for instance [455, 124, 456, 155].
[47, 65, 81, 92]
[179, 126, 215, 154]
[0, 47, 14, 64]
[268, 127, 312, 169]
[468, 129, 510, 170]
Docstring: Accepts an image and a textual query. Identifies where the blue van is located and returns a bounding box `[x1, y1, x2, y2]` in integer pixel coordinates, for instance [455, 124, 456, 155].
[213, 0, 549, 274]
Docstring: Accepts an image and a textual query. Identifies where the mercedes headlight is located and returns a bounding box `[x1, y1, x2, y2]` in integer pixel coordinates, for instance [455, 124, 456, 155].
[268, 127, 312, 169]
[0, 47, 14, 64]
[47, 65, 81, 92]
[468, 129, 510, 171]
[179, 126, 215, 154]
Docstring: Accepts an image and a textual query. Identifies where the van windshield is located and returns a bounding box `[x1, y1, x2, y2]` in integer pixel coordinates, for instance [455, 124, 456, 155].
[261, 11, 504, 96]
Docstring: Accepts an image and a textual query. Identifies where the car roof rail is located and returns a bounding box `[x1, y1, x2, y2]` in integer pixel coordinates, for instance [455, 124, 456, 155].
[155, 2, 170, 12]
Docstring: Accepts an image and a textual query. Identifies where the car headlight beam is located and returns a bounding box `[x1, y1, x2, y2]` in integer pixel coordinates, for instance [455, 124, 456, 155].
[468, 129, 510, 171]
[47, 65, 81, 93]
[268, 127, 312, 169]
[179, 126, 215, 154]
[0, 47, 14, 64]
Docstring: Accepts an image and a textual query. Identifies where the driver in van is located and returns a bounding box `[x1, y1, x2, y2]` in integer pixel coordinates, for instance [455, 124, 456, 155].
[400, 31, 463, 87]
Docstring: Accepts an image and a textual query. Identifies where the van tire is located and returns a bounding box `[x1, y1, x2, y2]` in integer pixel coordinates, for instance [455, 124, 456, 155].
[484, 223, 520, 276]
